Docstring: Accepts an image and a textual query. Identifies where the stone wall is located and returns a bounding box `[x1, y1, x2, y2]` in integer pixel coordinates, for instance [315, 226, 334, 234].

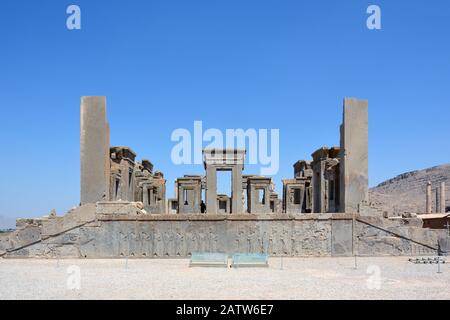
[355, 216, 442, 256]
[0, 202, 445, 259]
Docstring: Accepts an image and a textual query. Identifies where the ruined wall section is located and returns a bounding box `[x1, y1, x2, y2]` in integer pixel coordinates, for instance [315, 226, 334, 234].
[1, 203, 445, 258]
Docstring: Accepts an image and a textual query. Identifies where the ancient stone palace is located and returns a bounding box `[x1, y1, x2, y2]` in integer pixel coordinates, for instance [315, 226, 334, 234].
[80, 96, 369, 216]
[0, 97, 447, 258]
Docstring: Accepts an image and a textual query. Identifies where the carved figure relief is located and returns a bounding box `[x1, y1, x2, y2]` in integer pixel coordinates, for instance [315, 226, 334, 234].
[118, 232, 128, 256]
[129, 231, 137, 256]
[154, 232, 162, 257]
[235, 228, 245, 252]
[269, 227, 278, 255]
[175, 228, 185, 256]
[207, 228, 217, 252]
[198, 231, 206, 252]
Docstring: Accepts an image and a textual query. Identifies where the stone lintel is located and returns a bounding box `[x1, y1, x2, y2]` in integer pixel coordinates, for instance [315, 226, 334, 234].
[311, 146, 330, 161]
[247, 176, 271, 184]
[203, 149, 246, 169]
[141, 160, 154, 173]
[110, 146, 136, 164]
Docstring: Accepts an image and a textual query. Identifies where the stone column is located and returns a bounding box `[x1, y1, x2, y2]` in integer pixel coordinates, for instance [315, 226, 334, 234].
[174, 180, 178, 199]
[339, 98, 368, 213]
[436, 187, 440, 214]
[440, 182, 446, 213]
[206, 166, 217, 213]
[80, 96, 110, 204]
[149, 188, 154, 206]
[120, 160, 129, 201]
[142, 184, 149, 206]
[195, 184, 201, 209]
[232, 165, 243, 213]
[426, 181, 432, 214]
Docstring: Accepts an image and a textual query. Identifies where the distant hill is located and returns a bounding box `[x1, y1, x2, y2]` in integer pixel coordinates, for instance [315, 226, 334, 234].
[370, 164, 450, 214]
[0, 215, 17, 230]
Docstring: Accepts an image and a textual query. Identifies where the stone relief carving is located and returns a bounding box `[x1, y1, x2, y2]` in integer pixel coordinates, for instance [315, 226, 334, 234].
[175, 228, 185, 256]
[246, 228, 253, 253]
[129, 231, 137, 256]
[118, 232, 128, 256]
[235, 228, 245, 252]
[163, 231, 172, 256]
[291, 230, 302, 256]
[280, 229, 289, 255]
[188, 231, 198, 254]
[141, 231, 152, 256]
[207, 228, 218, 252]
[118, 223, 273, 257]
[154, 232, 162, 257]
[198, 231, 206, 252]
[269, 227, 278, 255]
[108, 217, 435, 259]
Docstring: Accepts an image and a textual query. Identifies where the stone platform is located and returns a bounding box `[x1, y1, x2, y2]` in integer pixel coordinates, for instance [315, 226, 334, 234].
[0, 202, 445, 259]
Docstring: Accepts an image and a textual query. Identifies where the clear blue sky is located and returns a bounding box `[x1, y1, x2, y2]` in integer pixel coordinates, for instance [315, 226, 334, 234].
[1, 0, 449, 228]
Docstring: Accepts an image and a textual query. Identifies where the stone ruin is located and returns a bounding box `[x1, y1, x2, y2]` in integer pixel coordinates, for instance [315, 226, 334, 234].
[426, 181, 447, 214]
[78, 97, 369, 216]
[0, 96, 447, 258]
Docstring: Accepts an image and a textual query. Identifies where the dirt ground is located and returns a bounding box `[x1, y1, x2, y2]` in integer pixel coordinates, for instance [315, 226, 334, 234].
[0, 256, 448, 300]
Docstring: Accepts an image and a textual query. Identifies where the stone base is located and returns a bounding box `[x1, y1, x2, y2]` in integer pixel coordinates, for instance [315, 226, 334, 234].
[0, 203, 445, 258]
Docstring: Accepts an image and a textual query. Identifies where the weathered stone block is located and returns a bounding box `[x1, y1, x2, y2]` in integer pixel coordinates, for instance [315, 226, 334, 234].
[438, 236, 449, 256]
[80, 96, 110, 204]
[339, 98, 368, 214]
[331, 219, 353, 256]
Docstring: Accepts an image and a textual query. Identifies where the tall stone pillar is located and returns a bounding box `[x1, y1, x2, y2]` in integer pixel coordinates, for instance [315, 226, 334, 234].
[206, 166, 217, 213]
[174, 180, 178, 199]
[426, 181, 432, 214]
[339, 98, 368, 213]
[80, 96, 110, 204]
[440, 182, 446, 213]
[142, 184, 149, 206]
[436, 187, 440, 214]
[232, 164, 244, 213]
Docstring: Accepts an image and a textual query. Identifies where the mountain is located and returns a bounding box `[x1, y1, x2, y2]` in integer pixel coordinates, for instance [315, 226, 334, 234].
[369, 164, 450, 214]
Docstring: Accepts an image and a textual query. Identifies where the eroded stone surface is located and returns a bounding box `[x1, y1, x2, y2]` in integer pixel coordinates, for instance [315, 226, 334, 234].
[80, 96, 110, 205]
[339, 98, 369, 214]
[1, 203, 445, 259]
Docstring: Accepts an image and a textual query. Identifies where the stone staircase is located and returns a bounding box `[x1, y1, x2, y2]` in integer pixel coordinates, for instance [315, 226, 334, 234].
[0, 204, 96, 257]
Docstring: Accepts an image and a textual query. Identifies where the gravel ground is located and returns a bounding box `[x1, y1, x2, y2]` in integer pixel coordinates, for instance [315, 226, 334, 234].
[0, 257, 449, 300]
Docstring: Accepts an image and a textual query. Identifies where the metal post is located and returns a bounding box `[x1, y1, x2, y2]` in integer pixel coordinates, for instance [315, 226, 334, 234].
[353, 213, 357, 269]
[437, 257, 442, 274]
